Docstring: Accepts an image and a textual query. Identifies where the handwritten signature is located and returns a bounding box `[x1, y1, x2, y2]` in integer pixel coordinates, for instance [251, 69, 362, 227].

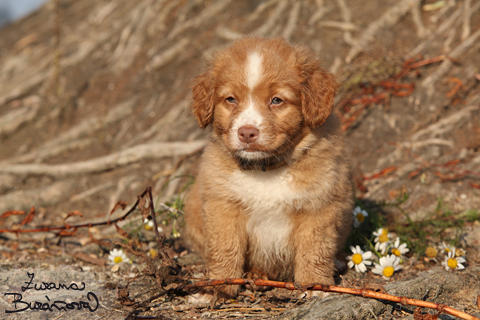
[4, 272, 99, 313]
[4, 292, 99, 313]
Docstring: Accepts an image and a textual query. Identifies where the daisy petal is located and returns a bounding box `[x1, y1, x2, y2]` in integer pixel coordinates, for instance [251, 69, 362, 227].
[363, 251, 372, 259]
[358, 263, 367, 273]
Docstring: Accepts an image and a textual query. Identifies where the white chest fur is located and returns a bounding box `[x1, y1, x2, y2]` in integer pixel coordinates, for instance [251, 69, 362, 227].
[228, 167, 301, 263]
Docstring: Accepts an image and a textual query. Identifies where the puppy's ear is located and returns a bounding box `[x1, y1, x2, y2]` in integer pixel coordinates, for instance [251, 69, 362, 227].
[191, 70, 215, 128]
[301, 62, 338, 128]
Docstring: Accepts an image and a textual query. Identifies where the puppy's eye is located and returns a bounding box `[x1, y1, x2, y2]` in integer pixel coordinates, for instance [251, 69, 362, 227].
[271, 97, 283, 105]
[226, 97, 236, 104]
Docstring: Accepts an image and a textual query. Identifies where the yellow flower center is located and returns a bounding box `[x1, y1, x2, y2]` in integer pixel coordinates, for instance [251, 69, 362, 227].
[444, 247, 451, 253]
[382, 266, 394, 277]
[425, 247, 437, 258]
[392, 248, 401, 257]
[114, 256, 123, 264]
[447, 258, 458, 269]
[352, 253, 363, 264]
[144, 222, 153, 230]
[149, 248, 158, 258]
[379, 234, 389, 243]
[356, 213, 365, 222]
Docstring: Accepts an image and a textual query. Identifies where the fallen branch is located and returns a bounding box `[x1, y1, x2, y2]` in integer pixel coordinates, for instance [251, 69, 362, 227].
[0, 189, 141, 235]
[185, 278, 480, 320]
[0, 140, 206, 177]
[0, 187, 164, 237]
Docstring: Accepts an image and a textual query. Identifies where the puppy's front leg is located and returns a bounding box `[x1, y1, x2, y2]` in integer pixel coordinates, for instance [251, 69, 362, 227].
[203, 198, 248, 298]
[293, 205, 345, 297]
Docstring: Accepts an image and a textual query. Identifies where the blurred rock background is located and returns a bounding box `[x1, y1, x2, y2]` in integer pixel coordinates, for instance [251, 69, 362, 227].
[0, 1, 479, 318]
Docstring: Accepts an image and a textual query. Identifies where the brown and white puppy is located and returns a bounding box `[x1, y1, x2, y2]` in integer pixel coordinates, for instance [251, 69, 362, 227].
[184, 37, 353, 300]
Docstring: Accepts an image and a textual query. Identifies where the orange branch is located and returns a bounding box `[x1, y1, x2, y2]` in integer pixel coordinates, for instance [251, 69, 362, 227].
[185, 278, 479, 320]
[405, 55, 445, 70]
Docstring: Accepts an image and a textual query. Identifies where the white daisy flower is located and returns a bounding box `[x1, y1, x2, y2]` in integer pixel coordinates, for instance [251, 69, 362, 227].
[143, 219, 163, 232]
[108, 248, 130, 265]
[442, 248, 466, 271]
[439, 242, 454, 254]
[390, 237, 409, 258]
[352, 207, 368, 228]
[372, 254, 401, 280]
[373, 228, 392, 254]
[347, 245, 373, 273]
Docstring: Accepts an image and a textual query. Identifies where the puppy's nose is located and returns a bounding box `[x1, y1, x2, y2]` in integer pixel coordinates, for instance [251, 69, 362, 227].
[238, 125, 259, 143]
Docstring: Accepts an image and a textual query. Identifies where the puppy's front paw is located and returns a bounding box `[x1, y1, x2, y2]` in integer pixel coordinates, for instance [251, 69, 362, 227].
[187, 286, 238, 305]
[187, 290, 214, 304]
[244, 268, 270, 292]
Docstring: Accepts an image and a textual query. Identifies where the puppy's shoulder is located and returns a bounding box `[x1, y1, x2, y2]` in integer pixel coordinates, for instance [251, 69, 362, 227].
[196, 137, 237, 187]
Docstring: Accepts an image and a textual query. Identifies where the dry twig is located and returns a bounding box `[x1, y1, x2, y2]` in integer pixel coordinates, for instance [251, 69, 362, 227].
[0, 187, 164, 237]
[185, 278, 479, 320]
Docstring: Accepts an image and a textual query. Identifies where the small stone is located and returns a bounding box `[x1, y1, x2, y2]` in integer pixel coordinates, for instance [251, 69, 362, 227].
[111, 264, 120, 273]
[130, 265, 139, 273]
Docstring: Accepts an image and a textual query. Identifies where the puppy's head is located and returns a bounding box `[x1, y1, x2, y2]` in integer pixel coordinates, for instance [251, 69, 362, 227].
[191, 37, 338, 163]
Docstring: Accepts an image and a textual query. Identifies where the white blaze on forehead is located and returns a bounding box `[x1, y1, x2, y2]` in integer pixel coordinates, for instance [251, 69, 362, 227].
[229, 51, 265, 149]
[246, 52, 263, 90]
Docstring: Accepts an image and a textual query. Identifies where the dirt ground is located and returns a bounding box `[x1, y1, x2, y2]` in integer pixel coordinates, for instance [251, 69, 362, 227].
[0, 0, 480, 319]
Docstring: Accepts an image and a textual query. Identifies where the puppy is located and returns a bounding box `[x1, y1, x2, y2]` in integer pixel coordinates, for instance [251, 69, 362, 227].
[184, 37, 353, 300]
